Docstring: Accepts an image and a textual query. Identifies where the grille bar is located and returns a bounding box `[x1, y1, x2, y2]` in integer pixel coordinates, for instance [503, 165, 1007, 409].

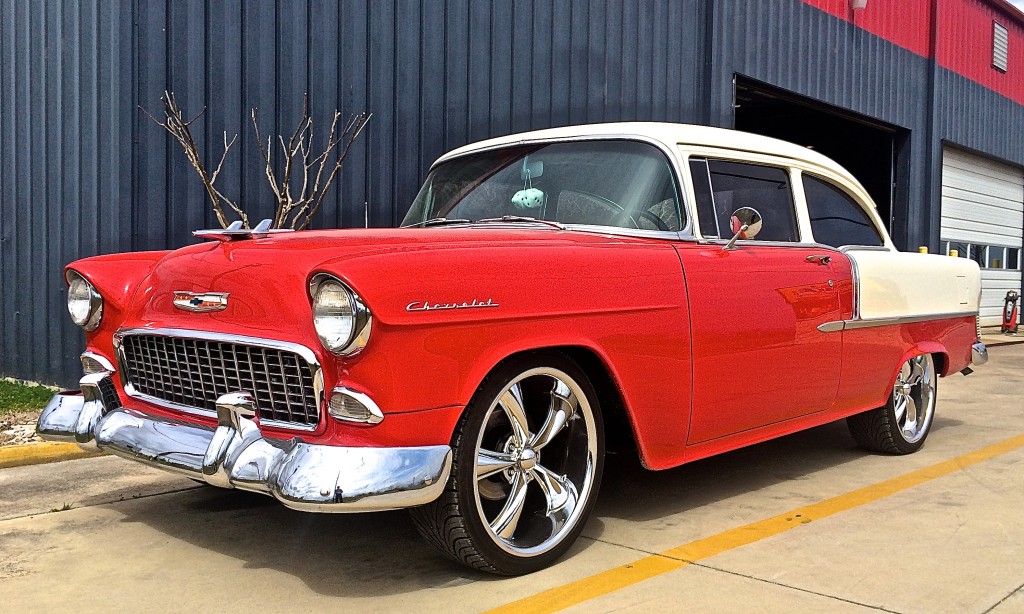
[120, 333, 319, 427]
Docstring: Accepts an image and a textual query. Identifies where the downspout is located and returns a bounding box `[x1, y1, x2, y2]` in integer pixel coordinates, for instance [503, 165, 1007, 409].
[922, 0, 942, 254]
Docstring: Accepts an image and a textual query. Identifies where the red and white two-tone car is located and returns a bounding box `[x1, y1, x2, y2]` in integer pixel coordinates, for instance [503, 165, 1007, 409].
[39, 123, 987, 575]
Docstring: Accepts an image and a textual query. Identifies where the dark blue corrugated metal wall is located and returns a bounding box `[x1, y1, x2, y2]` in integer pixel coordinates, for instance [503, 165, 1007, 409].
[0, 0, 707, 385]
[2, 0, 1023, 386]
[1, 1, 134, 386]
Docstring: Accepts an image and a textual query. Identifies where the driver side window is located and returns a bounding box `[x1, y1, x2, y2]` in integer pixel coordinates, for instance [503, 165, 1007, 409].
[690, 158, 799, 242]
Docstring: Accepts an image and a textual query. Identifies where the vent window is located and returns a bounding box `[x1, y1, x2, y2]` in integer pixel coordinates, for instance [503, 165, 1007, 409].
[994, 22, 1009, 72]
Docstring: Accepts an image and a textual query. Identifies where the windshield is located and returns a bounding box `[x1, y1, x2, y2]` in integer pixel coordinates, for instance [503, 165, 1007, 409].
[402, 140, 684, 231]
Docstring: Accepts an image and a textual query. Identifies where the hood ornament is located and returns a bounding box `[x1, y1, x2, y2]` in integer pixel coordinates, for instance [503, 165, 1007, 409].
[174, 291, 230, 313]
[193, 219, 294, 242]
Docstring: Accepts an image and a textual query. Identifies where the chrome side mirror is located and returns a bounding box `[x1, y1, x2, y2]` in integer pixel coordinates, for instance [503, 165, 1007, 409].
[723, 207, 763, 251]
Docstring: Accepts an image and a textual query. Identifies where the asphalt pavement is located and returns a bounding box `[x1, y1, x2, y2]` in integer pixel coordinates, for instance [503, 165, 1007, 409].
[1, 345, 1022, 613]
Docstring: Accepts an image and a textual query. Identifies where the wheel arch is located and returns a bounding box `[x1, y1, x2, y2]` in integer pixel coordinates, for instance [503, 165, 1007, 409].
[460, 343, 642, 462]
[886, 342, 949, 391]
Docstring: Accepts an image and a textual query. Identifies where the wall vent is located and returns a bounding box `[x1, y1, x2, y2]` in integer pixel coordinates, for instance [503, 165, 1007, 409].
[994, 22, 1009, 72]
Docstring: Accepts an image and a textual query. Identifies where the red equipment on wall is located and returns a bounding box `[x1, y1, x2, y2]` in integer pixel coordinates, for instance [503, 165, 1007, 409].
[1003, 290, 1020, 334]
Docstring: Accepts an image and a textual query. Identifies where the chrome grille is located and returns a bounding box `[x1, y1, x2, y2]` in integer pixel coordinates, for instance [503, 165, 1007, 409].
[120, 334, 319, 427]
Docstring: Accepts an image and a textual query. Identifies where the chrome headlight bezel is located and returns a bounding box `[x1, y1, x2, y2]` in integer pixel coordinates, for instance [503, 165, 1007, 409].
[66, 270, 104, 331]
[309, 273, 372, 356]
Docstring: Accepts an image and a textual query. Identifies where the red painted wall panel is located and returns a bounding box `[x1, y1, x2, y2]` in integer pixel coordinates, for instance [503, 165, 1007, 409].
[937, 0, 1024, 105]
[803, 0, 1024, 105]
[802, 0, 933, 56]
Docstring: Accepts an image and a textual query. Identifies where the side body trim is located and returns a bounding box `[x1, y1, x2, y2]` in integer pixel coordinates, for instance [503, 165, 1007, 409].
[817, 310, 976, 333]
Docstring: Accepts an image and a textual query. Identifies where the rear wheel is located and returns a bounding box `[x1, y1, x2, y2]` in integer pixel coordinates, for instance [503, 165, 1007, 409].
[411, 352, 604, 575]
[847, 353, 937, 455]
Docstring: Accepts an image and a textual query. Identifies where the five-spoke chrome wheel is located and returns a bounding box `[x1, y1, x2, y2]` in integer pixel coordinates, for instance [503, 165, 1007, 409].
[411, 354, 604, 575]
[473, 367, 598, 556]
[847, 353, 937, 455]
[891, 354, 936, 444]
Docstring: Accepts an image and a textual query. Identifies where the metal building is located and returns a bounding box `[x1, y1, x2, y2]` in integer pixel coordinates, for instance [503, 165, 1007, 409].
[2, 0, 1023, 385]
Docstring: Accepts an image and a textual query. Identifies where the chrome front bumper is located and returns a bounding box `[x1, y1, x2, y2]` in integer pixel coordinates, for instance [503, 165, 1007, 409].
[37, 375, 452, 512]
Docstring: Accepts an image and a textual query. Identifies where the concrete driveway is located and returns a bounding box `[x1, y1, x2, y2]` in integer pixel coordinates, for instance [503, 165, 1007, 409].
[1, 345, 1022, 613]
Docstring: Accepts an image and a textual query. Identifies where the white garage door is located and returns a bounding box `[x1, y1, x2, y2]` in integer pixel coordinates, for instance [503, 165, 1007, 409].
[940, 146, 1023, 328]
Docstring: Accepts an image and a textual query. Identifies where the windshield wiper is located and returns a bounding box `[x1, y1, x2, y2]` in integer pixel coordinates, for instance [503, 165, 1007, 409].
[475, 216, 565, 230]
[402, 217, 473, 228]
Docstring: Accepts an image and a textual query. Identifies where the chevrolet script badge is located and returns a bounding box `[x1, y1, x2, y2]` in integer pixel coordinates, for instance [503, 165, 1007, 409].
[173, 291, 230, 313]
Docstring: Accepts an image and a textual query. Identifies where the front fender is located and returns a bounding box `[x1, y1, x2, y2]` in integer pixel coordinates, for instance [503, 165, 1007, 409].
[324, 240, 694, 469]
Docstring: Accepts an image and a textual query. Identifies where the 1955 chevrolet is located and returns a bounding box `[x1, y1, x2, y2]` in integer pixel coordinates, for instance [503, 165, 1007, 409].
[38, 123, 987, 575]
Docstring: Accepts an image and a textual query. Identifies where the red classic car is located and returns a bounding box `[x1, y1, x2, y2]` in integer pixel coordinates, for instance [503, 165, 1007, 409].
[39, 123, 987, 575]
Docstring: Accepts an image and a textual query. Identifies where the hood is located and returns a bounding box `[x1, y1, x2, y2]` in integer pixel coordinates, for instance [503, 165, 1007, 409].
[122, 227, 677, 336]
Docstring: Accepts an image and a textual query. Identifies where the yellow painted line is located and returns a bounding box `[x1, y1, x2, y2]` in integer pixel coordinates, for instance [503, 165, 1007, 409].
[0, 442, 104, 469]
[487, 433, 1024, 614]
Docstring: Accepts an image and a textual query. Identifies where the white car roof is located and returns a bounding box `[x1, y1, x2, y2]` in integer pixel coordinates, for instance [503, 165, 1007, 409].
[436, 122, 847, 175]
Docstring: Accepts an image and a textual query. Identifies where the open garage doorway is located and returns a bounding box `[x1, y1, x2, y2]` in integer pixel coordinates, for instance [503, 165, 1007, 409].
[734, 77, 905, 236]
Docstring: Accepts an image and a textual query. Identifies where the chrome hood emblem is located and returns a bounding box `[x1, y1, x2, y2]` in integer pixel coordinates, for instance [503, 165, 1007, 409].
[173, 291, 230, 313]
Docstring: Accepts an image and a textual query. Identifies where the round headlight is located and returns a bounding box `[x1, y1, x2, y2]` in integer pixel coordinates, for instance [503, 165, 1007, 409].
[66, 270, 103, 331]
[311, 275, 371, 356]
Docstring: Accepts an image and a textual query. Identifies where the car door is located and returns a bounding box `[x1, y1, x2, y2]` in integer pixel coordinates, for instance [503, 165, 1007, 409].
[677, 157, 843, 444]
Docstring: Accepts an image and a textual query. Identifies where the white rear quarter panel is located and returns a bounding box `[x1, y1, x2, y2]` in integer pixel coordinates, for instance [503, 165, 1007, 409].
[848, 250, 981, 319]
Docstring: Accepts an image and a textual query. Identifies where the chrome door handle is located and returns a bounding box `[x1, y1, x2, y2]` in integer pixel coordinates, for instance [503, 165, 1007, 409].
[806, 255, 832, 265]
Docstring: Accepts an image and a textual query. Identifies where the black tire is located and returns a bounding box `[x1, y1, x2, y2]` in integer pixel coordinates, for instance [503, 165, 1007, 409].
[410, 351, 605, 575]
[847, 354, 938, 455]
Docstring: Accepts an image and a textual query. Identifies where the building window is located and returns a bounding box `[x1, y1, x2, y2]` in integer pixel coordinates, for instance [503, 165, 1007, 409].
[970, 243, 987, 267]
[942, 240, 1022, 270]
[988, 246, 1006, 269]
[994, 22, 1009, 72]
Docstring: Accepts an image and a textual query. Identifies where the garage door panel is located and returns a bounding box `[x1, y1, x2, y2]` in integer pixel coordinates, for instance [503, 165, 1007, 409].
[937, 206, 1019, 237]
[942, 179, 1024, 206]
[943, 150, 1024, 178]
[941, 146, 1023, 328]
[944, 150, 1024, 186]
[941, 225, 1023, 247]
[942, 185, 1024, 211]
[980, 272, 1021, 327]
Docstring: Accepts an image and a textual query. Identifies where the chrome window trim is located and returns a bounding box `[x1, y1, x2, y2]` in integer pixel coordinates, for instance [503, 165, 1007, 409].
[797, 170, 890, 250]
[113, 327, 324, 432]
[679, 152, 803, 243]
[423, 134, 694, 238]
[817, 310, 977, 333]
[850, 253, 862, 320]
[838, 245, 892, 253]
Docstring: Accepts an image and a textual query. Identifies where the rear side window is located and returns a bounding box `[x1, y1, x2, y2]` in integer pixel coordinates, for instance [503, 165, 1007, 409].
[690, 158, 799, 242]
[803, 175, 884, 248]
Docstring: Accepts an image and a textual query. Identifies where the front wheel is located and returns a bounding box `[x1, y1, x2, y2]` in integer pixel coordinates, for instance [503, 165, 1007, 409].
[847, 353, 937, 455]
[411, 353, 605, 575]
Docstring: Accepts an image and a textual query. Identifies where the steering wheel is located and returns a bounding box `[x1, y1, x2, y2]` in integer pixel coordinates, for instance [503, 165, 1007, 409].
[637, 209, 670, 231]
[564, 191, 641, 229]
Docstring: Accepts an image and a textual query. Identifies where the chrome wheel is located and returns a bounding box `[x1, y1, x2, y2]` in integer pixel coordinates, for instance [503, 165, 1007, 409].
[473, 367, 598, 556]
[847, 352, 938, 455]
[892, 354, 935, 444]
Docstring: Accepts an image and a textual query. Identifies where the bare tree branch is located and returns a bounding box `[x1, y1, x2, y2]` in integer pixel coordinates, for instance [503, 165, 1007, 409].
[140, 90, 248, 229]
[146, 90, 369, 231]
